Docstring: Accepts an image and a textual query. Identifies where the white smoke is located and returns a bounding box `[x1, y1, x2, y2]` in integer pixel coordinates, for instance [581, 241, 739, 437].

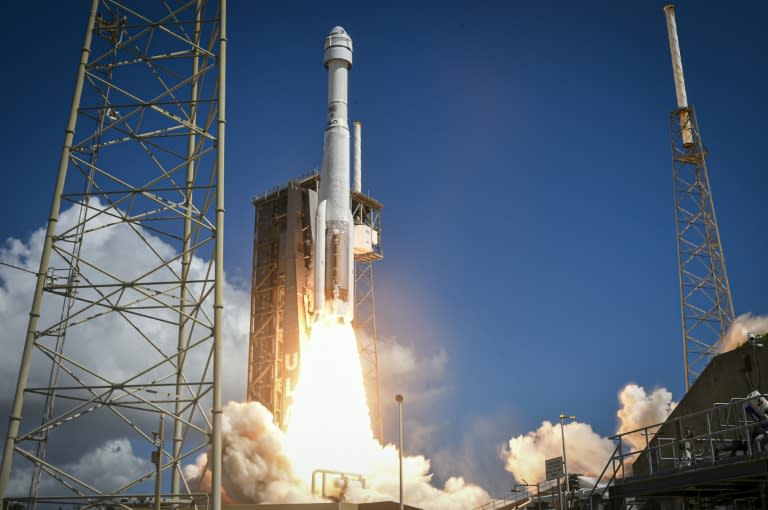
[616, 384, 677, 451]
[718, 313, 768, 354]
[185, 401, 491, 509]
[183, 402, 317, 504]
[503, 383, 677, 482]
[502, 419, 614, 483]
[376, 335, 451, 407]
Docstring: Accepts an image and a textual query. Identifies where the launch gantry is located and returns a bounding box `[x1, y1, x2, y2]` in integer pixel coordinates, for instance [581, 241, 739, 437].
[247, 172, 385, 440]
[0, 1, 227, 510]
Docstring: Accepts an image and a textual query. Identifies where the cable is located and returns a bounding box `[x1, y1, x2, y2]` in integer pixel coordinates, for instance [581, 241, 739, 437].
[0, 261, 37, 277]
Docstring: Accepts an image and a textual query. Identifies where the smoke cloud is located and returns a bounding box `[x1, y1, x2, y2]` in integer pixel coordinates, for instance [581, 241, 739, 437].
[616, 384, 677, 451]
[184, 402, 317, 504]
[502, 420, 614, 483]
[717, 313, 768, 354]
[502, 384, 677, 483]
[185, 401, 491, 509]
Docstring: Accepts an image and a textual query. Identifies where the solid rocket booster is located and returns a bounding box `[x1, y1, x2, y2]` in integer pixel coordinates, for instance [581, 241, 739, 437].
[315, 26, 354, 322]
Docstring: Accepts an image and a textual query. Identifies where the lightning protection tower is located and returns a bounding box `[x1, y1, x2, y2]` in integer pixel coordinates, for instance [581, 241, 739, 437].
[0, 2, 226, 510]
[664, 5, 735, 391]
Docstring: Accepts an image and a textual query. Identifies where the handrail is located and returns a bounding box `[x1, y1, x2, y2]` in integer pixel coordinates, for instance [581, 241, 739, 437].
[587, 441, 621, 510]
[593, 392, 768, 497]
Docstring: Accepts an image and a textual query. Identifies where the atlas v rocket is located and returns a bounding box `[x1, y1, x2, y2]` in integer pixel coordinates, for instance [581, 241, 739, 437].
[315, 26, 355, 322]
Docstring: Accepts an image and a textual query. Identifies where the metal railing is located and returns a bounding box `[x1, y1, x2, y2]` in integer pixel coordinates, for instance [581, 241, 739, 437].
[588, 393, 768, 509]
[3, 492, 210, 510]
[474, 479, 566, 510]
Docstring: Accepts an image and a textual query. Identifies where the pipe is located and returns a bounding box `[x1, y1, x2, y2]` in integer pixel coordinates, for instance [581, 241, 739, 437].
[154, 414, 165, 510]
[173, 0, 202, 495]
[663, 5, 693, 146]
[396, 394, 404, 510]
[353, 121, 362, 193]
[664, 5, 688, 108]
[212, 1, 227, 509]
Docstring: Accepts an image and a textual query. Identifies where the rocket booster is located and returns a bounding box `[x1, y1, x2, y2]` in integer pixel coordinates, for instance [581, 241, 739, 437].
[315, 26, 354, 323]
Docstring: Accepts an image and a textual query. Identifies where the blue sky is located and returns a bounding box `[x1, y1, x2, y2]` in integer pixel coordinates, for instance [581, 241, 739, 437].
[1, 0, 767, 496]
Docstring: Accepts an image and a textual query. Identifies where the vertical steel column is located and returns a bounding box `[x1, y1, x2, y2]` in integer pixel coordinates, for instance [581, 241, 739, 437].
[212, 1, 227, 509]
[355, 259, 384, 441]
[0, 0, 99, 498]
[173, 0, 202, 495]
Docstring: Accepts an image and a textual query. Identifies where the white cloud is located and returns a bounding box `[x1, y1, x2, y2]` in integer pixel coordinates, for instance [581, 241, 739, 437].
[7, 438, 151, 497]
[0, 201, 250, 494]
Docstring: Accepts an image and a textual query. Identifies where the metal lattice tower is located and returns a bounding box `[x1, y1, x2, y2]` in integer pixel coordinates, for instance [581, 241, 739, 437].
[670, 106, 735, 391]
[665, 5, 734, 391]
[0, 1, 226, 509]
[352, 193, 384, 442]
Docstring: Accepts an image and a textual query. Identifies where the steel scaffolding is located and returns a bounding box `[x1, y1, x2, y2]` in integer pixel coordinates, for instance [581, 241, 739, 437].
[0, 2, 226, 509]
[352, 191, 384, 442]
[248, 190, 290, 422]
[670, 105, 735, 391]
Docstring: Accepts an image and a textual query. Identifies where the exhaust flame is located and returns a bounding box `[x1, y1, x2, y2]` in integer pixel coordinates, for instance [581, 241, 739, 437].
[184, 314, 491, 508]
[285, 315, 380, 482]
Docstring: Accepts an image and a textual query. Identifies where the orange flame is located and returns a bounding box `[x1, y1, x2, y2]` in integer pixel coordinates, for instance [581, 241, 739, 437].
[285, 316, 380, 483]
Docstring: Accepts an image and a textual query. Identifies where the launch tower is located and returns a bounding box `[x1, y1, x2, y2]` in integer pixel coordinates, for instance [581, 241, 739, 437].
[0, 2, 226, 509]
[664, 5, 735, 390]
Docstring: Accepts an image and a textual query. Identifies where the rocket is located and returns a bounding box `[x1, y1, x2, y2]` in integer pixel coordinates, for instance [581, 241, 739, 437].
[315, 26, 354, 323]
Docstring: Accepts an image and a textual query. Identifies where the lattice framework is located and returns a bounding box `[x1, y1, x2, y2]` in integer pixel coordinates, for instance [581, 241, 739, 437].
[0, 2, 226, 509]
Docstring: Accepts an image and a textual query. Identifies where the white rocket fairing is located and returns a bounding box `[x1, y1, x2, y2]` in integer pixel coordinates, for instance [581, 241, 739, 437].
[315, 26, 354, 322]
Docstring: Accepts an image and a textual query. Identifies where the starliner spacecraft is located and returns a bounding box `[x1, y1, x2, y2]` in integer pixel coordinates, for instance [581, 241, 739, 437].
[315, 26, 355, 323]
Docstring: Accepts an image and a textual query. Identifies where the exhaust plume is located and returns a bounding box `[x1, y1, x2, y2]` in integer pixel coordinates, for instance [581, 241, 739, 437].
[184, 401, 490, 509]
[503, 384, 676, 482]
[502, 420, 614, 483]
[717, 313, 768, 354]
[616, 384, 677, 451]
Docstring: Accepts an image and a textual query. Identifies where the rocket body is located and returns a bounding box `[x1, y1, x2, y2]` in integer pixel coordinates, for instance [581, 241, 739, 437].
[315, 27, 354, 323]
